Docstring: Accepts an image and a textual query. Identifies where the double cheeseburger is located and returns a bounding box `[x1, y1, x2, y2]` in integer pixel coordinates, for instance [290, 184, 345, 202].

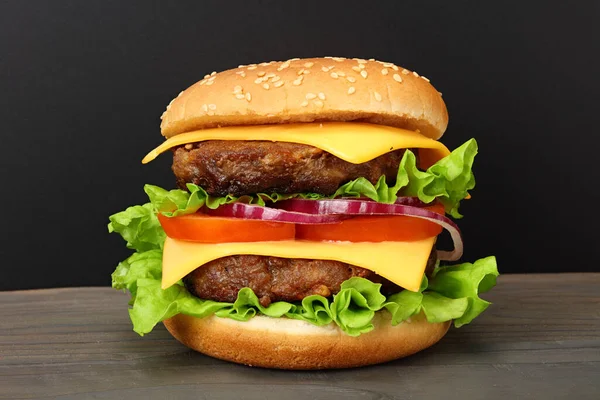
[109, 57, 498, 369]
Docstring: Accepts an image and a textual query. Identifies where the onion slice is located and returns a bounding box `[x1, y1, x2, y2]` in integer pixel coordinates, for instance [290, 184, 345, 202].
[277, 199, 463, 261]
[275, 198, 429, 214]
[202, 202, 349, 225]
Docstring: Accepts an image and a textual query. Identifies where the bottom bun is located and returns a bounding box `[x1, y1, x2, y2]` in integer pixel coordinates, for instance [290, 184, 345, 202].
[163, 311, 450, 369]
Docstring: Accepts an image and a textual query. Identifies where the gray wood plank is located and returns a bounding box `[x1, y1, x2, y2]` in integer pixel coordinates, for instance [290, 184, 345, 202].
[1, 274, 599, 399]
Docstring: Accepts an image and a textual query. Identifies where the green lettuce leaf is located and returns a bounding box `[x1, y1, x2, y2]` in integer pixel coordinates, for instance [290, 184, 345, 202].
[108, 204, 165, 252]
[421, 292, 469, 323]
[384, 290, 423, 325]
[146, 138, 478, 217]
[427, 256, 499, 327]
[111, 250, 163, 301]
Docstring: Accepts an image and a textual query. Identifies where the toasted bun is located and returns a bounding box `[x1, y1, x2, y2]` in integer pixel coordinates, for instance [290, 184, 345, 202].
[163, 311, 450, 370]
[161, 57, 448, 140]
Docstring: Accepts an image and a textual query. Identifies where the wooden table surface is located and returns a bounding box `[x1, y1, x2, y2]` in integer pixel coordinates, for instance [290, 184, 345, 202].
[1, 273, 599, 400]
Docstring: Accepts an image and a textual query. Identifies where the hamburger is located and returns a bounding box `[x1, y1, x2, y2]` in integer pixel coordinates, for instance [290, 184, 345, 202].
[109, 56, 498, 369]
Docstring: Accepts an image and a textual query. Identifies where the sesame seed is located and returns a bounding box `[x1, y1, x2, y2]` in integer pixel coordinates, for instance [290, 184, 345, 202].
[359, 64, 365, 70]
[263, 83, 270, 89]
[382, 62, 393, 68]
[271, 76, 281, 82]
[274, 80, 284, 88]
[368, 58, 375, 61]
[360, 70, 368, 79]
[318, 92, 326, 100]
[321, 66, 329, 72]
[337, 71, 346, 77]
[438, 92, 443, 96]
[202, 104, 208, 112]
[178, 91, 184, 97]
[238, 65, 246, 68]
[185, 144, 193, 150]
[393, 74, 403, 83]
[208, 104, 217, 110]
[412, 71, 419, 77]
[306, 93, 317, 99]
[348, 87, 356, 95]
[199, 80, 206, 86]
[207, 111, 215, 116]
[235, 93, 245, 99]
[374, 92, 382, 102]
[328, 66, 334, 70]
[333, 57, 345, 62]
[259, 62, 270, 66]
[254, 78, 263, 84]
[266, 72, 275, 78]
[346, 76, 356, 83]
[402, 69, 410, 75]
[295, 69, 303, 76]
[381, 68, 389, 75]
[247, 65, 257, 70]
[304, 62, 314, 68]
[257, 71, 266, 77]
[210, 71, 217, 76]
[391, 65, 399, 71]
[237, 71, 246, 77]
[204, 74, 210, 79]
[303, 69, 310, 74]
[233, 85, 242, 93]
[205, 80, 214, 86]
[314, 100, 324, 108]
[420, 76, 430, 82]
[236, 71, 244, 75]
[357, 59, 367, 64]
[246, 92, 252, 101]
[330, 72, 339, 79]
[293, 76, 303, 85]
[300, 100, 309, 107]
[352, 66, 361, 72]
[289, 57, 300, 61]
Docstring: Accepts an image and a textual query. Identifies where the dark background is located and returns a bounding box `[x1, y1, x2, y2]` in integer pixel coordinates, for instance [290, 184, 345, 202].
[1, 1, 599, 291]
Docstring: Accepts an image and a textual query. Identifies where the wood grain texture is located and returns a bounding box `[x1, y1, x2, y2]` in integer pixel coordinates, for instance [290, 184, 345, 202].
[1, 273, 599, 400]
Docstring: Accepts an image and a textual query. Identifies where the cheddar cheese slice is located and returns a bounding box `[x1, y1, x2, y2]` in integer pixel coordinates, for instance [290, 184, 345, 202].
[143, 122, 450, 168]
[162, 237, 436, 293]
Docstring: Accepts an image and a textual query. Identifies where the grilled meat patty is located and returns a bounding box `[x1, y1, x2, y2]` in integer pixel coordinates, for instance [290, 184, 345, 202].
[172, 141, 412, 197]
[184, 247, 437, 307]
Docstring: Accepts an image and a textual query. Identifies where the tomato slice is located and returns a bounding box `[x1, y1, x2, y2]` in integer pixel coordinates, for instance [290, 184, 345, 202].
[295, 203, 445, 242]
[158, 213, 295, 243]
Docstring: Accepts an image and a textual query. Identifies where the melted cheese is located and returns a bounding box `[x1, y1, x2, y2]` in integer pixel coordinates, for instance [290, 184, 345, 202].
[143, 123, 450, 168]
[162, 237, 436, 293]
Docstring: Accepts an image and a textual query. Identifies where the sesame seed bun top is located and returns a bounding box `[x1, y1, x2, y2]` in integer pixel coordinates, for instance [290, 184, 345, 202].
[160, 57, 449, 140]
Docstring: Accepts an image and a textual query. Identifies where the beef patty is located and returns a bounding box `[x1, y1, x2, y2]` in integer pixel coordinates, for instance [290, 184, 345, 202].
[184, 247, 437, 307]
[172, 141, 411, 197]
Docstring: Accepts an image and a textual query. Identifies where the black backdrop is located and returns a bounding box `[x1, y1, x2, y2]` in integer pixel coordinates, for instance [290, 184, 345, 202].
[1, 0, 599, 291]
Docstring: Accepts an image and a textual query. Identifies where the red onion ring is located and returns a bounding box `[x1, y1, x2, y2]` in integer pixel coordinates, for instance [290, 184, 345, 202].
[202, 202, 349, 224]
[275, 198, 429, 214]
